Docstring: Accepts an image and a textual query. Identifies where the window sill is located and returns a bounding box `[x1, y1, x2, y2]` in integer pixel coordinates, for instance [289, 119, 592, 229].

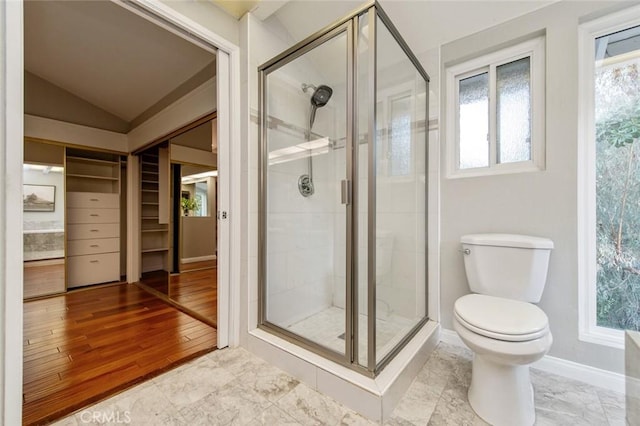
[579, 326, 625, 350]
[446, 161, 544, 179]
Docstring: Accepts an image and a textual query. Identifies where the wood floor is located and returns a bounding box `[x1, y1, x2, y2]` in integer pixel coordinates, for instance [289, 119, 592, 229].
[23, 283, 217, 425]
[24, 260, 65, 299]
[170, 267, 217, 321]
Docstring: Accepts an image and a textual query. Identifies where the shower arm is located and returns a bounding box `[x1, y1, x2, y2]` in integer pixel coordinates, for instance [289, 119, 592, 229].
[305, 106, 317, 184]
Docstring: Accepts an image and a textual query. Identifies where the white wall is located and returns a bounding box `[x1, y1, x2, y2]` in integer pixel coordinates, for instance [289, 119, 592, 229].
[243, 13, 289, 335]
[439, 1, 631, 374]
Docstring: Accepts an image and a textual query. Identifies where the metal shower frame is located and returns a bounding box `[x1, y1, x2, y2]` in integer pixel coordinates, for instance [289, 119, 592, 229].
[258, 0, 430, 377]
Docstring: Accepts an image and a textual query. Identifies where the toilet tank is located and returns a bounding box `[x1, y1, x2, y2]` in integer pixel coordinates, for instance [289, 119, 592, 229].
[461, 234, 554, 303]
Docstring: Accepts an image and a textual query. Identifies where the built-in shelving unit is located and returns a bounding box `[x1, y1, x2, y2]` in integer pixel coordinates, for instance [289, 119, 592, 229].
[66, 148, 122, 288]
[140, 146, 170, 274]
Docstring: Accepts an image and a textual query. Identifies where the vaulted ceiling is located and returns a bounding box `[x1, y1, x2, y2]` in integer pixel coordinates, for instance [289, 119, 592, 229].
[24, 1, 216, 133]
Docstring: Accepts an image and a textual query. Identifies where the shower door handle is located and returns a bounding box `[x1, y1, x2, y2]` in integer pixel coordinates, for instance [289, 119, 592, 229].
[341, 180, 351, 205]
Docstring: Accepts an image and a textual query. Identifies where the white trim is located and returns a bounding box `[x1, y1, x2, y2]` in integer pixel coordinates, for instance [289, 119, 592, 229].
[445, 36, 545, 179]
[181, 255, 216, 264]
[216, 49, 231, 349]
[227, 28, 242, 349]
[439, 329, 625, 393]
[1, 1, 24, 423]
[577, 4, 640, 350]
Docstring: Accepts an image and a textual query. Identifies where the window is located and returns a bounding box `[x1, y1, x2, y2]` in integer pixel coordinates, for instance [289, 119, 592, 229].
[446, 37, 545, 178]
[195, 182, 208, 217]
[376, 85, 416, 178]
[579, 8, 640, 348]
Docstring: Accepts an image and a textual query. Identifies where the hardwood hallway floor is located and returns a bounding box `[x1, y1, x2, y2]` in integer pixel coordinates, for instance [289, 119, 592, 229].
[23, 283, 217, 425]
[170, 266, 217, 322]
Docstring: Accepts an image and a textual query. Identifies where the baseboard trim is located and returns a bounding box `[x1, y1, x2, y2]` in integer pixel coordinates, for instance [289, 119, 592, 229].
[181, 255, 216, 264]
[440, 328, 625, 394]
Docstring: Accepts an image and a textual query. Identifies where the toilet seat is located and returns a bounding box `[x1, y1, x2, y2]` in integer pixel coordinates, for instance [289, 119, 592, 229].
[454, 294, 549, 342]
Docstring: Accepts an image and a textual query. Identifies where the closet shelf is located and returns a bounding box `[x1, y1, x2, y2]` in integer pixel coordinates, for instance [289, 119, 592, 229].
[66, 156, 119, 165]
[67, 173, 118, 181]
[142, 247, 169, 253]
[141, 228, 168, 233]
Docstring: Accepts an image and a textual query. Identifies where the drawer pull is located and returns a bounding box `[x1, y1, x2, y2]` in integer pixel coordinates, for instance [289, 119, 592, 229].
[90, 229, 99, 232]
[90, 214, 99, 217]
[90, 198, 99, 201]
[90, 260, 99, 263]
[90, 244, 99, 248]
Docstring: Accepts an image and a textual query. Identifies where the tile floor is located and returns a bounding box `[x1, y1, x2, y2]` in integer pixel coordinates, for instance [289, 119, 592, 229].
[287, 306, 417, 365]
[52, 342, 626, 425]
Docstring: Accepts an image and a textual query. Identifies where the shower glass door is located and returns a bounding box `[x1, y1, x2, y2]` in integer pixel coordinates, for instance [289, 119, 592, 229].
[261, 24, 350, 357]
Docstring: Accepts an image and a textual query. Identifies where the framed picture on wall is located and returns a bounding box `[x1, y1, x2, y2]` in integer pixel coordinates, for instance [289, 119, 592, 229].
[23, 184, 56, 212]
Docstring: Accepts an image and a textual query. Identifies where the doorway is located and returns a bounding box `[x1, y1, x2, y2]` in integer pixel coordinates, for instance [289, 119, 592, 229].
[15, 1, 239, 424]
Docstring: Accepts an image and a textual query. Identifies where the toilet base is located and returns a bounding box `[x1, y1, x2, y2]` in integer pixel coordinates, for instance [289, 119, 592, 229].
[468, 354, 535, 426]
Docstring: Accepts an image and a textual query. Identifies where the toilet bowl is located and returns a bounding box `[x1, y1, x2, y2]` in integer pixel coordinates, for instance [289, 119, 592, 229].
[455, 234, 554, 426]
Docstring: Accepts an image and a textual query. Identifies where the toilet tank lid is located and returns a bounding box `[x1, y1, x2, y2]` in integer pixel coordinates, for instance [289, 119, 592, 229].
[461, 233, 554, 249]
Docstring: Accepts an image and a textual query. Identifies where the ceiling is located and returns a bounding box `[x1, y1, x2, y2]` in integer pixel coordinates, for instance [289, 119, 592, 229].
[270, 1, 555, 57]
[24, 1, 216, 131]
[210, 0, 261, 19]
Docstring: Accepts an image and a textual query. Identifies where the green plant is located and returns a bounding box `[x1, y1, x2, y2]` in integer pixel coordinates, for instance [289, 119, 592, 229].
[181, 197, 199, 215]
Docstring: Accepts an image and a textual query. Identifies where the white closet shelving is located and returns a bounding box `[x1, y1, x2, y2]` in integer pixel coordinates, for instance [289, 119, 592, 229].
[140, 146, 170, 274]
[66, 149, 122, 288]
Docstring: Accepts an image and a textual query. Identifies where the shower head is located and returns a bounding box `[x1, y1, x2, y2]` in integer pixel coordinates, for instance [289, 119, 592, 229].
[307, 84, 333, 130]
[310, 85, 333, 108]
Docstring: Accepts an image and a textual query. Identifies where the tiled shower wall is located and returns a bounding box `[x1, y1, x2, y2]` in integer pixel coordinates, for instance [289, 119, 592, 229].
[265, 73, 340, 327]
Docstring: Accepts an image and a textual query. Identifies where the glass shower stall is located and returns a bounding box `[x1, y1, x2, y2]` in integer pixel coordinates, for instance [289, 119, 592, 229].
[258, 1, 429, 376]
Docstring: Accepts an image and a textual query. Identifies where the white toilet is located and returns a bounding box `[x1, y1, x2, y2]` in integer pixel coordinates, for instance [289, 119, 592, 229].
[453, 233, 554, 426]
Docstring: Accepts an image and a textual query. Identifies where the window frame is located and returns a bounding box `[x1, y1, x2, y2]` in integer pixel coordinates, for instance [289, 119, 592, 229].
[445, 36, 546, 178]
[577, 6, 640, 350]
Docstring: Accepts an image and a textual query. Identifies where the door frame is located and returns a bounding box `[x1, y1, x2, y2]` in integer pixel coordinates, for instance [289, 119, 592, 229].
[0, 1, 241, 422]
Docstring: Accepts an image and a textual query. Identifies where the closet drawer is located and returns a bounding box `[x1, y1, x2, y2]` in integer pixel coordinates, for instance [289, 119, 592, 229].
[67, 252, 120, 288]
[67, 238, 119, 256]
[67, 208, 119, 224]
[67, 192, 119, 209]
[67, 223, 119, 240]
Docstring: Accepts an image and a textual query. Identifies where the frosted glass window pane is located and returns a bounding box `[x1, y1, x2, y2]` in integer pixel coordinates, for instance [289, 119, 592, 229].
[389, 94, 411, 176]
[459, 73, 489, 169]
[497, 57, 531, 164]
